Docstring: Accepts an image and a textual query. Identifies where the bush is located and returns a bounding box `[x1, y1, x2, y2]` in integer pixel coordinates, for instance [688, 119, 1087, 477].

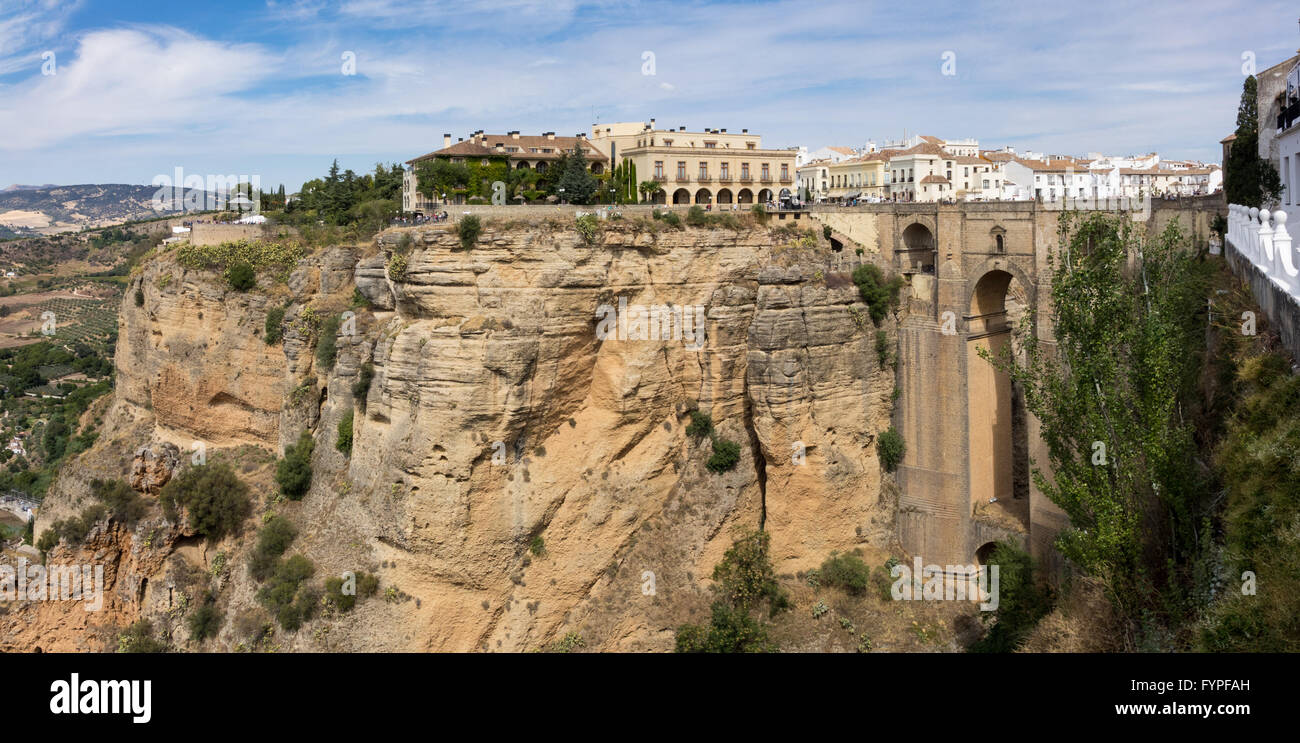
[264, 305, 286, 345]
[823, 224, 832, 240]
[158, 462, 252, 542]
[819, 551, 872, 595]
[575, 214, 599, 243]
[968, 541, 1050, 653]
[387, 252, 408, 281]
[352, 363, 374, 411]
[877, 427, 905, 472]
[676, 529, 787, 652]
[336, 410, 354, 456]
[458, 215, 482, 249]
[324, 571, 380, 613]
[529, 535, 546, 557]
[133, 288, 144, 307]
[852, 263, 904, 325]
[188, 601, 223, 642]
[875, 329, 891, 367]
[653, 210, 683, 228]
[225, 261, 256, 291]
[675, 602, 777, 653]
[711, 529, 788, 615]
[117, 620, 169, 653]
[248, 515, 297, 581]
[256, 553, 317, 631]
[92, 478, 147, 524]
[275, 431, 315, 500]
[686, 205, 708, 226]
[315, 313, 341, 371]
[751, 204, 769, 223]
[706, 437, 741, 473]
[685, 410, 713, 439]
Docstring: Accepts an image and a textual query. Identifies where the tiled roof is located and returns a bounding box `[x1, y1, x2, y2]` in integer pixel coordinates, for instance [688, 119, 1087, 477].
[408, 134, 608, 164]
[920, 174, 949, 184]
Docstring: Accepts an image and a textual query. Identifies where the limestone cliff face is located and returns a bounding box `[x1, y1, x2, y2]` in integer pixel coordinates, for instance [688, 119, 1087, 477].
[5, 218, 897, 652]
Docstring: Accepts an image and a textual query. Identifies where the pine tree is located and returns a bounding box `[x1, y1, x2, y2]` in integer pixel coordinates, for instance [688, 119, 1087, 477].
[556, 145, 597, 204]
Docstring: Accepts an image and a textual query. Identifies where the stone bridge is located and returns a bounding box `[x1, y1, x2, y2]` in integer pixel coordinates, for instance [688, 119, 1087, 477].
[809, 195, 1222, 573]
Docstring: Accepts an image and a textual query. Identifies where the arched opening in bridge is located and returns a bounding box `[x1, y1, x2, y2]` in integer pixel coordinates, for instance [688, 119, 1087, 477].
[695, 188, 712, 204]
[901, 223, 935, 273]
[717, 188, 733, 204]
[757, 188, 773, 203]
[975, 541, 999, 566]
[966, 269, 1030, 522]
[737, 188, 754, 204]
[672, 188, 691, 204]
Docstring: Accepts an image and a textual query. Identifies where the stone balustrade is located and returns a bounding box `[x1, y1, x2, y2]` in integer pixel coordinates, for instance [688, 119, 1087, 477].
[1227, 203, 1298, 299]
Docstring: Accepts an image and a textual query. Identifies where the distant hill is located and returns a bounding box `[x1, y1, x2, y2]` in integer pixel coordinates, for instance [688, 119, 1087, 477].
[0, 184, 212, 236]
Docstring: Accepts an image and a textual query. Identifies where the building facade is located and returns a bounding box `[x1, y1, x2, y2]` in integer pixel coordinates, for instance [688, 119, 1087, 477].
[403, 130, 609, 212]
[588, 121, 799, 206]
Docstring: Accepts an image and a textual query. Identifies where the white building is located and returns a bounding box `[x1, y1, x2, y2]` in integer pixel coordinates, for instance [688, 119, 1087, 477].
[1275, 58, 1300, 227]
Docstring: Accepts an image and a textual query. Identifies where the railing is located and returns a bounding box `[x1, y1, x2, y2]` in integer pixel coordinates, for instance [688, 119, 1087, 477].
[1278, 99, 1300, 133]
[1226, 204, 1298, 300]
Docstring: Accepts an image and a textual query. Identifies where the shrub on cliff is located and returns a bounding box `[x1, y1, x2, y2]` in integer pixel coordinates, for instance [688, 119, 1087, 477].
[706, 437, 741, 473]
[852, 264, 904, 325]
[255, 553, 318, 631]
[117, 620, 170, 653]
[686, 205, 707, 227]
[336, 410, 354, 456]
[457, 215, 482, 249]
[187, 598, 223, 643]
[818, 551, 872, 595]
[225, 260, 256, 291]
[264, 305, 286, 344]
[652, 210, 682, 228]
[248, 515, 297, 581]
[324, 571, 380, 612]
[676, 529, 787, 653]
[877, 427, 904, 472]
[92, 478, 147, 524]
[275, 431, 315, 500]
[352, 363, 374, 411]
[159, 462, 252, 542]
[315, 313, 341, 371]
[685, 410, 713, 439]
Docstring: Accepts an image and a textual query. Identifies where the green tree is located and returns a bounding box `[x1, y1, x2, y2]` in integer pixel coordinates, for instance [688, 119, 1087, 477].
[989, 212, 1211, 641]
[1225, 76, 1283, 208]
[556, 145, 597, 204]
[275, 431, 315, 500]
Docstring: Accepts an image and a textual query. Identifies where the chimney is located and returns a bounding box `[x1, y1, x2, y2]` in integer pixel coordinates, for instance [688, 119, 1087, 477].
[510, 131, 520, 139]
[495, 142, 504, 153]
[577, 133, 586, 140]
[457, 137, 464, 143]
[649, 118, 656, 128]
[443, 133, 451, 148]
[679, 126, 685, 131]
[546, 131, 555, 140]
[721, 128, 727, 133]
[742, 128, 748, 133]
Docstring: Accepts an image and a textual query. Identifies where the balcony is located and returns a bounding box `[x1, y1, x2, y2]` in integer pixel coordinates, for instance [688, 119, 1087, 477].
[1279, 98, 1300, 133]
[739, 175, 753, 182]
[717, 174, 734, 183]
[675, 174, 690, 183]
[759, 175, 773, 183]
[697, 174, 713, 183]
[778, 176, 793, 184]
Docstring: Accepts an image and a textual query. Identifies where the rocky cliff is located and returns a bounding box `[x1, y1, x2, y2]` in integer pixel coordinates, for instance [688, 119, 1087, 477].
[2, 215, 898, 652]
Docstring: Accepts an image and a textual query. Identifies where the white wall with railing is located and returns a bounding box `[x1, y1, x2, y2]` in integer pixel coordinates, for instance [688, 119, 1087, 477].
[1226, 204, 1299, 300]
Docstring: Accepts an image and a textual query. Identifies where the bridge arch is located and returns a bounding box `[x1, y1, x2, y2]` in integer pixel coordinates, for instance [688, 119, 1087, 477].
[901, 222, 936, 272]
[966, 264, 1032, 520]
[694, 188, 713, 204]
[672, 188, 691, 204]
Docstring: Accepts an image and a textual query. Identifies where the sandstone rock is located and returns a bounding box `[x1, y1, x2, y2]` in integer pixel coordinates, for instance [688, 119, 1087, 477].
[129, 442, 179, 494]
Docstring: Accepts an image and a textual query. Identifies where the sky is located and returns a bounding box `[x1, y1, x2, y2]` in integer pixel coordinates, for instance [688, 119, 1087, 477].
[0, 0, 1298, 192]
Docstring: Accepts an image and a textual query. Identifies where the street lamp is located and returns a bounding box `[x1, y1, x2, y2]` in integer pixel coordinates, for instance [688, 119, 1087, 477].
[558, 187, 565, 205]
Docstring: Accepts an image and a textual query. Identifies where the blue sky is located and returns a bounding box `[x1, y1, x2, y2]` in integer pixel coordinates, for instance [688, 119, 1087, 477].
[1, 0, 1298, 191]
